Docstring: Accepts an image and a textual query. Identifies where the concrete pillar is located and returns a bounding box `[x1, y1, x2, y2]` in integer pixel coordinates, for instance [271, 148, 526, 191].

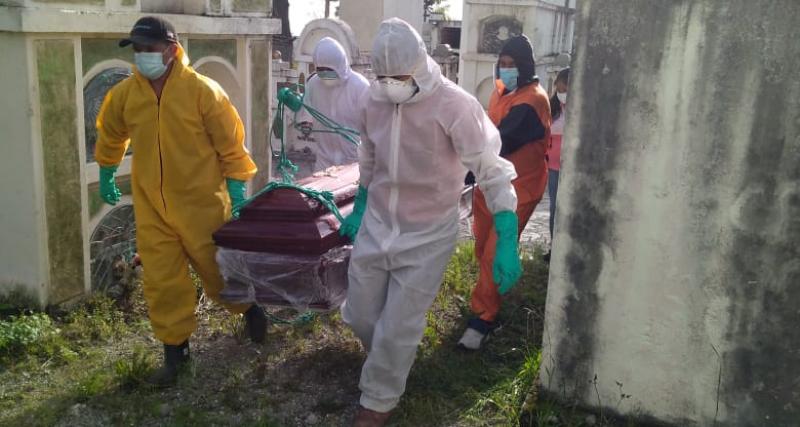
[0, 33, 48, 307]
[338, 0, 424, 55]
[383, 0, 424, 38]
[541, 1, 800, 425]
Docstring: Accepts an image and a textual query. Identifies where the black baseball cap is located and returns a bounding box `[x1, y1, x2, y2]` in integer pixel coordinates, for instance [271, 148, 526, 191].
[119, 16, 178, 47]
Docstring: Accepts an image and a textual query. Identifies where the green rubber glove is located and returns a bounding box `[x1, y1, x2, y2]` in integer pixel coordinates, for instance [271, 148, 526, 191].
[99, 165, 122, 206]
[339, 185, 368, 241]
[493, 210, 523, 295]
[226, 178, 247, 218]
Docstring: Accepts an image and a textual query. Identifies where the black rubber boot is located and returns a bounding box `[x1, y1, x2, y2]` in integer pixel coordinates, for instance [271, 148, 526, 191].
[244, 305, 267, 344]
[146, 341, 189, 388]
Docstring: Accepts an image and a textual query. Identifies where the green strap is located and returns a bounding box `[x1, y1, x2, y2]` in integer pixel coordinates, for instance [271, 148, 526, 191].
[248, 86, 356, 219]
[278, 86, 361, 147]
[233, 181, 344, 223]
[270, 99, 300, 183]
[228, 86, 363, 322]
[295, 104, 361, 147]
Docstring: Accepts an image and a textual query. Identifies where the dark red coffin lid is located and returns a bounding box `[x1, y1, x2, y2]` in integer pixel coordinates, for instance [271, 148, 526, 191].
[213, 164, 360, 255]
[240, 163, 359, 222]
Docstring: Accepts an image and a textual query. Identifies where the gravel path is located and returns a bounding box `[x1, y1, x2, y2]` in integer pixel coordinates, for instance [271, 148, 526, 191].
[459, 190, 552, 249]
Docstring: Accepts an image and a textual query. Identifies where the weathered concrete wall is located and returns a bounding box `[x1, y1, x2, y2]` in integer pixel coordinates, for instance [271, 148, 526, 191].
[0, 33, 47, 306]
[338, 0, 424, 55]
[541, 1, 800, 426]
[188, 38, 238, 67]
[0, 4, 279, 306]
[37, 39, 87, 304]
[382, 0, 424, 39]
[249, 38, 272, 190]
[81, 38, 133, 73]
[1, 0, 273, 19]
[338, 0, 383, 55]
[231, 0, 269, 14]
[35, 0, 104, 5]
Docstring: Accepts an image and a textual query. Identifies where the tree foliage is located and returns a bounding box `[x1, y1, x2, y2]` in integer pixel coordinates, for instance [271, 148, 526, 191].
[424, 0, 449, 19]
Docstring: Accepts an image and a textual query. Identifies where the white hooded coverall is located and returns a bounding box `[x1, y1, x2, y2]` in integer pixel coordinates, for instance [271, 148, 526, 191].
[341, 18, 518, 412]
[299, 37, 370, 171]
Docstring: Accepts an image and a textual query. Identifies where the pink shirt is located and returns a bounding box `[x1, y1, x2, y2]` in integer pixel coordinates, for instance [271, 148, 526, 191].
[547, 103, 566, 170]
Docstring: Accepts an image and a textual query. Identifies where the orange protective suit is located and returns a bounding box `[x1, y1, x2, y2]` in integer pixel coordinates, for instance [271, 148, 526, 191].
[470, 78, 551, 322]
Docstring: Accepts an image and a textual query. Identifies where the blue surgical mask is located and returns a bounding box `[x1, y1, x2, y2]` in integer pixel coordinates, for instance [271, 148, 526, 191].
[498, 67, 519, 91]
[317, 70, 338, 80]
[135, 52, 169, 80]
[318, 70, 339, 88]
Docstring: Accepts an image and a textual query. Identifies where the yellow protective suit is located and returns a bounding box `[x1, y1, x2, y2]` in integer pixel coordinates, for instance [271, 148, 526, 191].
[95, 45, 257, 345]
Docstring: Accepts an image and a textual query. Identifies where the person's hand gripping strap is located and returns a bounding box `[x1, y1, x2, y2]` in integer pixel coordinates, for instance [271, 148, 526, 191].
[226, 178, 247, 218]
[339, 185, 368, 242]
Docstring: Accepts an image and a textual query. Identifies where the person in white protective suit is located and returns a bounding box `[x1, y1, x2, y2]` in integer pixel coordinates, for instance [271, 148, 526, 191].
[338, 18, 523, 427]
[297, 37, 370, 171]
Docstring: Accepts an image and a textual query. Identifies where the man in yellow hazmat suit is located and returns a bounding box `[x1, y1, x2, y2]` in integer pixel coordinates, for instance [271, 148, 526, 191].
[94, 16, 267, 386]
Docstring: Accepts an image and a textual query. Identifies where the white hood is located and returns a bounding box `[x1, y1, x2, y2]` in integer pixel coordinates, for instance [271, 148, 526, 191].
[299, 37, 370, 171]
[369, 17, 442, 103]
[313, 37, 352, 82]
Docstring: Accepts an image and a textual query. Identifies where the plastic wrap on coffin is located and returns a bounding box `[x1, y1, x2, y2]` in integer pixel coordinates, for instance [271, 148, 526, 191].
[213, 164, 360, 310]
[216, 246, 351, 311]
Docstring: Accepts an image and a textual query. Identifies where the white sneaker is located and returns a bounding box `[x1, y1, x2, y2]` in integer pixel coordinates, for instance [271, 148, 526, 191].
[458, 327, 487, 351]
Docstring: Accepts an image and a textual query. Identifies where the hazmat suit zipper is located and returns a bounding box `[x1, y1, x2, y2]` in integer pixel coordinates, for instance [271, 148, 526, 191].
[156, 96, 167, 213]
[382, 104, 403, 252]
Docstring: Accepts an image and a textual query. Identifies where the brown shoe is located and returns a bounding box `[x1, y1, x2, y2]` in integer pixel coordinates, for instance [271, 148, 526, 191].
[353, 405, 391, 427]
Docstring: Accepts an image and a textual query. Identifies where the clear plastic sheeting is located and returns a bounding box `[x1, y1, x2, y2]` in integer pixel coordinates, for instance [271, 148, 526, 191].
[216, 246, 351, 312]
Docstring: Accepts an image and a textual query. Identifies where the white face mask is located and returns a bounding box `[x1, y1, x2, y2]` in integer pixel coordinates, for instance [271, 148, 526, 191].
[135, 52, 170, 80]
[380, 78, 417, 104]
[557, 92, 567, 104]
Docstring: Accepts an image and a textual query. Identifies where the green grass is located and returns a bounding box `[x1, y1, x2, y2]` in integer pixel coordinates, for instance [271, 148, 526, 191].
[114, 344, 156, 389]
[0, 294, 135, 370]
[0, 243, 633, 426]
[390, 244, 554, 427]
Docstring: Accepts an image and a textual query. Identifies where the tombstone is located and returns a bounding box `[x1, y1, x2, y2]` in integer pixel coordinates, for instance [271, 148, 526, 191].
[294, 18, 363, 79]
[541, 1, 800, 425]
[458, 0, 576, 107]
[426, 14, 462, 82]
[0, 1, 280, 307]
[432, 44, 459, 83]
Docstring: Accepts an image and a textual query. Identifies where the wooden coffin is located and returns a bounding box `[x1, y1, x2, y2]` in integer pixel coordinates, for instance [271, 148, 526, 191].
[213, 164, 359, 256]
[213, 164, 359, 310]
